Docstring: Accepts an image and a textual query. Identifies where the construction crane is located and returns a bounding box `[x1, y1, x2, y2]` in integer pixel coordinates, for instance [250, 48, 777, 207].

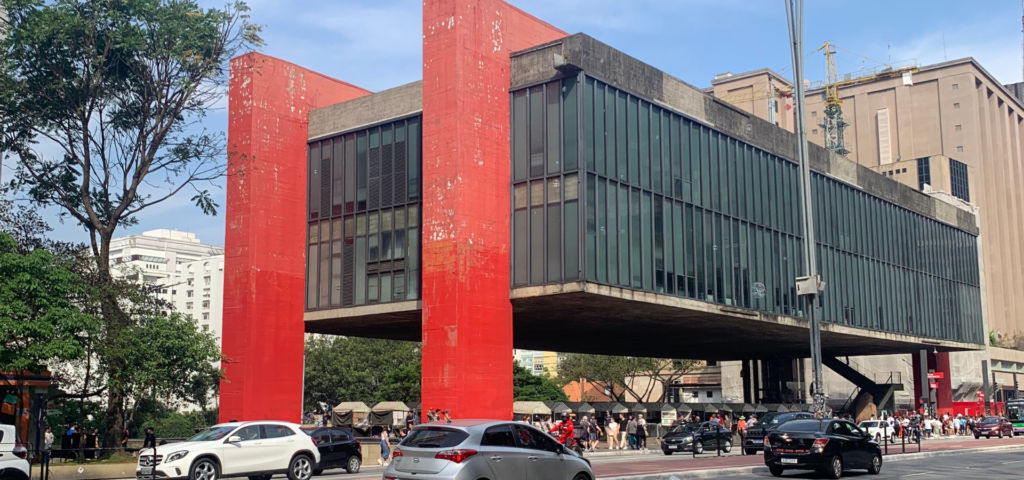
[808, 41, 920, 157]
[813, 41, 850, 156]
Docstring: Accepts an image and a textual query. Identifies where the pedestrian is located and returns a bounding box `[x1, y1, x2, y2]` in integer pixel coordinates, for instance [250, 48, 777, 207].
[67, 424, 77, 436]
[43, 426, 54, 467]
[378, 428, 391, 466]
[406, 411, 415, 430]
[588, 417, 600, 452]
[121, 426, 129, 451]
[578, 416, 591, 451]
[443, 409, 452, 423]
[142, 427, 156, 450]
[722, 414, 732, 432]
[749, 415, 758, 427]
[606, 413, 619, 450]
[627, 415, 637, 450]
[636, 414, 648, 452]
[737, 416, 748, 455]
[618, 414, 628, 449]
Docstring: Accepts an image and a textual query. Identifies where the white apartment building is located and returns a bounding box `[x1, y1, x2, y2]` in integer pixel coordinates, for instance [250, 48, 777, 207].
[108, 229, 225, 347]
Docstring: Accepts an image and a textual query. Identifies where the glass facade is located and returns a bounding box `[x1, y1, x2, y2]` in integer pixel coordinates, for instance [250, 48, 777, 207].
[511, 74, 984, 345]
[950, 158, 970, 202]
[306, 116, 422, 310]
[917, 157, 931, 191]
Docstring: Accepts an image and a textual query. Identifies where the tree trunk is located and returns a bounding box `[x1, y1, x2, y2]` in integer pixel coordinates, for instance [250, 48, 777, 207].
[96, 230, 127, 453]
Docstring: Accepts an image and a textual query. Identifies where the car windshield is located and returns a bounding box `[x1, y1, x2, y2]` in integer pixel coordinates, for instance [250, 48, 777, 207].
[756, 413, 778, 425]
[187, 426, 237, 442]
[859, 421, 877, 428]
[768, 413, 799, 425]
[669, 423, 701, 434]
[776, 420, 825, 433]
[400, 427, 469, 448]
[981, 417, 1000, 424]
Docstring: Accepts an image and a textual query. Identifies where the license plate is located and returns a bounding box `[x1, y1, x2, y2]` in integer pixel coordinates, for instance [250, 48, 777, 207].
[668, 445, 677, 449]
[141, 468, 154, 475]
[751, 439, 763, 443]
[781, 458, 798, 464]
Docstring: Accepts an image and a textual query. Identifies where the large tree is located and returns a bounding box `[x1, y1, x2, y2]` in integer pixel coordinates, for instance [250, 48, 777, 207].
[303, 336, 422, 410]
[513, 362, 568, 402]
[0, 0, 261, 449]
[558, 354, 699, 402]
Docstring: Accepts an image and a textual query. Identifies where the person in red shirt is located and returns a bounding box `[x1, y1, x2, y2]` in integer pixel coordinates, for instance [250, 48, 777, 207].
[551, 412, 575, 447]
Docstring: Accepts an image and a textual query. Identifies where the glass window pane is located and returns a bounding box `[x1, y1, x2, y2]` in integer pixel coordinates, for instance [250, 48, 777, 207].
[597, 179, 607, 283]
[628, 96, 639, 185]
[547, 82, 561, 173]
[565, 199, 580, 280]
[530, 86, 544, 177]
[531, 206, 544, 284]
[345, 133, 356, 212]
[631, 188, 642, 289]
[309, 144, 320, 219]
[640, 101, 650, 189]
[607, 178, 618, 283]
[597, 82, 607, 176]
[654, 196, 664, 293]
[381, 273, 392, 303]
[585, 78, 595, 172]
[307, 223, 318, 309]
[547, 201, 561, 282]
[357, 132, 367, 211]
[616, 91, 627, 181]
[407, 226, 419, 299]
[586, 174, 597, 281]
[408, 118, 420, 202]
[618, 185, 630, 286]
[564, 76, 578, 171]
[332, 139, 344, 216]
[642, 192, 653, 291]
[331, 218, 342, 306]
[514, 209, 529, 286]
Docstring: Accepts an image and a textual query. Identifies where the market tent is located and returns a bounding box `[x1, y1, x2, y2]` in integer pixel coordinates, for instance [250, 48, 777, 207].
[630, 403, 648, 413]
[717, 403, 735, 414]
[702, 404, 719, 414]
[591, 402, 628, 416]
[792, 404, 814, 412]
[685, 403, 706, 412]
[547, 402, 571, 415]
[370, 402, 410, 426]
[764, 403, 788, 412]
[565, 402, 595, 416]
[513, 401, 552, 415]
[740, 404, 756, 413]
[674, 403, 693, 415]
[754, 404, 769, 413]
[331, 402, 370, 426]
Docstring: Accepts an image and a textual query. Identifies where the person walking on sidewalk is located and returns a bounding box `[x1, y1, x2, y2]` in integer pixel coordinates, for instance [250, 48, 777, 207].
[378, 428, 391, 466]
[588, 417, 600, 452]
[636, 414, 648, 452]
[737, 416, 748, 455]
[606, 413, 619, 449]
[626, 415, 638, 450]
[617, 414, 628, 449]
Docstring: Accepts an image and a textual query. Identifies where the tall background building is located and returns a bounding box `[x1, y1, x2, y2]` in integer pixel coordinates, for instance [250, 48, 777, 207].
[109, 229, 225, 348]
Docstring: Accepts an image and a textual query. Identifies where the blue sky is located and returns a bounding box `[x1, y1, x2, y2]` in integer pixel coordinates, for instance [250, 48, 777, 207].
[7, 0, 1023, 247]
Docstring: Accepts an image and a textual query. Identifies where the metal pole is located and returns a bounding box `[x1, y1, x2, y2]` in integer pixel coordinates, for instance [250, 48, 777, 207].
[982, 360, 991, 416]
[919, 350, 929, 415]
[784, 0, 825, 417]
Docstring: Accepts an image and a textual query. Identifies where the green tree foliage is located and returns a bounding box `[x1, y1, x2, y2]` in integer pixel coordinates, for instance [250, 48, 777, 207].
[513, 362, 568, 402]
[375, 362, 421, 404]
[558, 354, 699, 402]
[303, 336, 421, 410]
[0, 230, 100, 374]
[0, 0, 262, 449]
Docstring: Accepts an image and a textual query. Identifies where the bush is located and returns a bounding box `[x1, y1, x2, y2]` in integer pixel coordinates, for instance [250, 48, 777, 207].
[142, 412, 197, 439]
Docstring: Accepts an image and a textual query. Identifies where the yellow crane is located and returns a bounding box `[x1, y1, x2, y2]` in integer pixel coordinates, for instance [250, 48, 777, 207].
[808, 41, 919, 156]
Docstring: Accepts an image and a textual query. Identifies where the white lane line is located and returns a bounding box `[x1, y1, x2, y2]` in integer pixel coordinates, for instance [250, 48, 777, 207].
[1002, 460, 1024, 464]
[900, 473, 931, 478]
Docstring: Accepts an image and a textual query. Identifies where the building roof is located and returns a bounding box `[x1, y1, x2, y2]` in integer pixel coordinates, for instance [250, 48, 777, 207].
[709, 67, 794, 87]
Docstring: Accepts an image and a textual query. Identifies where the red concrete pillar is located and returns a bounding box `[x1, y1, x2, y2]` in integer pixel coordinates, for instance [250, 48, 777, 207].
[911, 351, 953, 416]
[420, 0, 564, 420]
[221, 53, 370, 423]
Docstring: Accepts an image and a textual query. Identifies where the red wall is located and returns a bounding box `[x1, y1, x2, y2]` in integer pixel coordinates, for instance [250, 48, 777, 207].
[221, 53, 370, 423]
[912, 351, 954, 416]
[420, 0, 565, 420]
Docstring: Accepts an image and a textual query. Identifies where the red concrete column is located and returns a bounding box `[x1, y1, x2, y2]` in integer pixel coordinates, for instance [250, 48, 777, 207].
[911, 351, 954, 416]
[420, 0, 565, 420]
[221, 53, 370, 423]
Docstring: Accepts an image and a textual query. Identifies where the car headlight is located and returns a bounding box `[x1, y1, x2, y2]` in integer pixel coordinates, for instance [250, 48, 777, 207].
[165, 450, 189, 463]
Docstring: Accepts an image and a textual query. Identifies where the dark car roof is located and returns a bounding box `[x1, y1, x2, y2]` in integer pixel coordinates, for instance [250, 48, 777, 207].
[772, 418, 830, 433]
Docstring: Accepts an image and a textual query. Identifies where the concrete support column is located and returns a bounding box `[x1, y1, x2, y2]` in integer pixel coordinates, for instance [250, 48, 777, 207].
[220, 54, 370, 422]
[982, 360, 992, 415]
[419, 0, 565, 420]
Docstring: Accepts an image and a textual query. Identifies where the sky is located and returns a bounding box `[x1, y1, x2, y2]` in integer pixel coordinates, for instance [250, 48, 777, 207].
[6, 0, 1024, 247]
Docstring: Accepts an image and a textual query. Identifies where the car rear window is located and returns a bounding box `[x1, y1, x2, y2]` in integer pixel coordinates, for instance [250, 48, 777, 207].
[776, 420, 825, 433]
[400, 427, 469, 448]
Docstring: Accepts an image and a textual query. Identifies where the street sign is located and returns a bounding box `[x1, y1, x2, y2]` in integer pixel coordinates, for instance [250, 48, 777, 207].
[927, 372, 944, 380]
[929, 382, 938, 389]
[977, 391, 985, 401]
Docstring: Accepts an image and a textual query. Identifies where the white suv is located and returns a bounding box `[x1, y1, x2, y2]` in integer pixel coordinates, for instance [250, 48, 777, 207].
[137, 422, 319, 480]
[0, 425, 30, 480]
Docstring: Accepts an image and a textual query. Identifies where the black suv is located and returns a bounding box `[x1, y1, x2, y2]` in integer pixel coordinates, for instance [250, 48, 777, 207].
[661, 422, 733, 455]
[302, 428, 363, 474]
[745, 411, 815, 455]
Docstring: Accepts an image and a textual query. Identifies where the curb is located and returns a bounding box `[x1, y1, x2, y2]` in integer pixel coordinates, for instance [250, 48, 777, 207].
[596, 442, 1024, 480]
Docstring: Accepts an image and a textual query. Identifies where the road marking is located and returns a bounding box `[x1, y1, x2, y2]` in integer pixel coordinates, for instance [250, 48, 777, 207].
[900, 473, 931, 477]
[1002, 460, 1024, 464]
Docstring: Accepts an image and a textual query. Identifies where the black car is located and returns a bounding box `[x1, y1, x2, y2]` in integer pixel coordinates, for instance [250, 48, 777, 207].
[302, 427, 363, 474]
[661, 422, 733, 455]
[764, 419, 882, 479]
[744, 411, 815, 455]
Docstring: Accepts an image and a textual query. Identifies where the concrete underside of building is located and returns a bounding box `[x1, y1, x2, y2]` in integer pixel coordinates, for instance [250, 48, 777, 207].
[221, 0, 987, 423]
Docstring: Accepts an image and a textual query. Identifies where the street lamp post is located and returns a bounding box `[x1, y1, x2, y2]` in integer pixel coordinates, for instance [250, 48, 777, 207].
[784, 0, 827, 417]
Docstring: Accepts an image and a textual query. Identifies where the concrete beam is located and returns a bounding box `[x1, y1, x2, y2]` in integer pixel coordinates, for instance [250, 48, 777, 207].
[308, 81, 423, 140]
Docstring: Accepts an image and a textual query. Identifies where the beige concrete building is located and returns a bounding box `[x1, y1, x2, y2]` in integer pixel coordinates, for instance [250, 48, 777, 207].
[706, 69, 796, 133]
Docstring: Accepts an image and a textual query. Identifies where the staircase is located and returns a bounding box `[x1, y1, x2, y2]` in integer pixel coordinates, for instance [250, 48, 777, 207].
[823, 356, 903, 414]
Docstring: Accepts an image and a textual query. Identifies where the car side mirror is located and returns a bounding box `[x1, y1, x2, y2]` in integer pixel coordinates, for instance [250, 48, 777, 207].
[228, 435, 242, 443]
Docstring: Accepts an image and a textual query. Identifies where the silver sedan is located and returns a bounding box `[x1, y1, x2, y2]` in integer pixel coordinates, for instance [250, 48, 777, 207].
[383, 420, 592, 480]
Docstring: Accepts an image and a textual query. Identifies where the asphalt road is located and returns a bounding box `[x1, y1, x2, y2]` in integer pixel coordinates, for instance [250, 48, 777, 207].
[736, 448, 1024, 478]
[315, 436, 1024, 480]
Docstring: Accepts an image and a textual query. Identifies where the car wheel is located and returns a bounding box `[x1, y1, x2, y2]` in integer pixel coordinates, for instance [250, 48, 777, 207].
[745, 448, 759, 455]
[288, 455, 314, 480]
[768, 465, 784, 477]
[721, 439, 732, 453]
[824, 455, 843, 479]
[190, 459, 220, 480]
[987, 435, 991, 439]
[663, 450, 673, 455]
[867, 453, 882, 475]
[974, 433, 980, 439]
[345, 456, 361, 474]
[573, 474, 589, 480]
[693, 440, 704, 455]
